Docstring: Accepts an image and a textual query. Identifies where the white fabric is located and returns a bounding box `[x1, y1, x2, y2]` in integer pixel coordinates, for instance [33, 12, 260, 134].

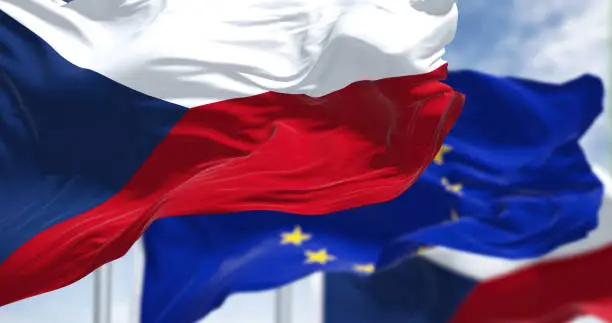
[1, 0, 458, 107]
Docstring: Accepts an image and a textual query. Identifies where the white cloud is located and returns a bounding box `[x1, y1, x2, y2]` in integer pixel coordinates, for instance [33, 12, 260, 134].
[472, 0, 610, 168]
[476, 0, 608, 80]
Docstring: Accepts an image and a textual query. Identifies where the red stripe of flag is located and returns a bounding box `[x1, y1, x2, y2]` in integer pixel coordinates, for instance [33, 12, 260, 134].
[452, 244, 612, 323]
[0, 65, 463, 306]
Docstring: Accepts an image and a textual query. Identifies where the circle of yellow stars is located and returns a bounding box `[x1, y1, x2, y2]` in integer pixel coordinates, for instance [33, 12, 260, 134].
[436, 144, 464, 197]
[279, 225, 375, 273]
[276, 144, 463, 275]
[435, 144, 463, 227]
[436, 144, 463, 223]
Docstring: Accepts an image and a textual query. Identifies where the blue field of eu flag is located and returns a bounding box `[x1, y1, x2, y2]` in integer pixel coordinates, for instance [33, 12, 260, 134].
[140, 71, 603, 323]
[324, 257, 477, 323]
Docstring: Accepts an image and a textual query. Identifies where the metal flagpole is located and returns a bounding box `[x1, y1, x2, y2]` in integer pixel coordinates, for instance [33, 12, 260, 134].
[314, 274, 325, 323]
[275, 285, 293, 323]
[93, 264, 113, 323]
[129, 238, 146, 323]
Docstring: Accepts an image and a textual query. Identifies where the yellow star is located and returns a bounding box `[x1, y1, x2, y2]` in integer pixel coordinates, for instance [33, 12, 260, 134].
[281, 226, 311, 246]
[416, 246, 431, 255]
[441, 177, 463, 195]
[450, 209, 460, 221]
[304, 249, 336, 265]
[433, 144, 452, 165]
[353, 263, 375, 274]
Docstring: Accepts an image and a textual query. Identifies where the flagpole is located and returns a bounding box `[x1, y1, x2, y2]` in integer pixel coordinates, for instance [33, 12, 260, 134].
[275, 285, 293, 323]
[317, 274, 325, 323]
[130, 239, 146, 323]
[93, 264, 113, 323]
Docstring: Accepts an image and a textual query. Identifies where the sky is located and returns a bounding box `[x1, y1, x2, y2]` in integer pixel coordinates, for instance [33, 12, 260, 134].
[0, 1, 610, 323]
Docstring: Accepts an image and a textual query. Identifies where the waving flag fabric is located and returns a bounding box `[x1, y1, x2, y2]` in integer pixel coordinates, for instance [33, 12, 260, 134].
[140, 72, 603, 323]
[0, 0, 463, 305]
[326, 166, 612, 323]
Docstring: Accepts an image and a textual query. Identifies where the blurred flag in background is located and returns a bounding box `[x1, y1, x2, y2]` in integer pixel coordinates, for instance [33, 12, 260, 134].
[141, 71, 604, 323]
[325, 166, 612, 323]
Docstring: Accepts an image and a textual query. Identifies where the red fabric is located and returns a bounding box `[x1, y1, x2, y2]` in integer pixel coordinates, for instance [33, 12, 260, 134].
[0, 65, 463, 306]
[579, 297, 612, 322]
[452, 244, 612, 323]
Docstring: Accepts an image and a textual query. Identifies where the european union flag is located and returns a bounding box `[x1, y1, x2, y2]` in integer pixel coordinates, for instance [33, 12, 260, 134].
[141, 71, 603, 323]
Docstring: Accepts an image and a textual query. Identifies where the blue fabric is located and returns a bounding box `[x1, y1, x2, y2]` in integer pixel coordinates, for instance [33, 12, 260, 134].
[141, 71, 603, 323]
[324, 258, 477, 323]
[0, 11, 186, 264]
